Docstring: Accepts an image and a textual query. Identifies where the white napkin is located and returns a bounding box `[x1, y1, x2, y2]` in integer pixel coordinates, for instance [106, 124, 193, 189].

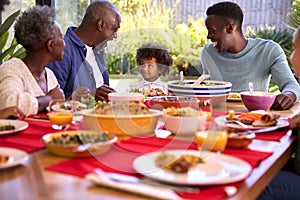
[86, 173, 182, 200]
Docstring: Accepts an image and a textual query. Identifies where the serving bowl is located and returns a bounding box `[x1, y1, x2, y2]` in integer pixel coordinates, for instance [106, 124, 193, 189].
[164, 114, 207, 135]
[226, 132, 256, 148]
[167, 80, 232, 106]
[240, 91, 276, 111]
[147, 96, 200, 110]
[42, 130, 117, 157]
[80, 109, 162, 137]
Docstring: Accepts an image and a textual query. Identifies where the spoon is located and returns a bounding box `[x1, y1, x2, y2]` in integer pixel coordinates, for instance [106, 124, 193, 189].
[73, 143, 93, 152]
[249, 82, 254, 95]
[192, 74, 211, 86]
[179, 71, 184, 85]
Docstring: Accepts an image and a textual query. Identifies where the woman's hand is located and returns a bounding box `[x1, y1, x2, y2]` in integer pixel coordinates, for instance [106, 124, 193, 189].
[0, 106, 25, 119]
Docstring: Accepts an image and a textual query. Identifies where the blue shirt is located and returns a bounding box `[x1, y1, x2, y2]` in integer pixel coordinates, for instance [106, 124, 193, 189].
[47, 26, 109, 98]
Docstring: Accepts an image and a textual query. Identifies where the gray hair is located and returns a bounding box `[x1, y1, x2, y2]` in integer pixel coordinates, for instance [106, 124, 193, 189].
[82, 0, 120, 24]
[14, 5, 56, 51]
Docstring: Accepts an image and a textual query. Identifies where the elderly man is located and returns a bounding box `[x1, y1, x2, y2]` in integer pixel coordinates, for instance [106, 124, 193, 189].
[201, 1, 300, 110]
[48, 0, 121, 102]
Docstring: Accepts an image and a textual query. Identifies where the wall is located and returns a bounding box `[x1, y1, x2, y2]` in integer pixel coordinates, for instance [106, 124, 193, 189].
[162, 0, 293, 31]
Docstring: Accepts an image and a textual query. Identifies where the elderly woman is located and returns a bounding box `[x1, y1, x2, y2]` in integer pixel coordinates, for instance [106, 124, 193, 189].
[0, 6, 65, 116]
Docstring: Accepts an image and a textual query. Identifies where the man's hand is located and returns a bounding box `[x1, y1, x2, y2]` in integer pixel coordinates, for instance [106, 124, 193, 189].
[270, 92, 296, 110]
[95, 85, 115, 102]
[71, 87, 90, 101]
[290, 113, 300, 129]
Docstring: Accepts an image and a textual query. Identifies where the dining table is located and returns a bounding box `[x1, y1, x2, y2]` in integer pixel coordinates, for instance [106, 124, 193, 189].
[0, 100, 299, 200]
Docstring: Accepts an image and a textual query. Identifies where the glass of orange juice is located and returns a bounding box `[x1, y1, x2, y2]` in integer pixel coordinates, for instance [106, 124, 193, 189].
[48, 112, 74, 130]
[48, 99, 74, 130]
[195, 130, 228, 152]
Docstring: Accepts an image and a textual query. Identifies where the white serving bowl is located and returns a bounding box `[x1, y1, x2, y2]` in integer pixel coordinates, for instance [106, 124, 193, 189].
[163, 114, 207, 135]
[167, 80, 232, 106]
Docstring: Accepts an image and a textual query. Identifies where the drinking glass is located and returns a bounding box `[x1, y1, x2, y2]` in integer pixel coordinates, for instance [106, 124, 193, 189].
[195, 130, 228, 152]
[48, 99, 74, 130]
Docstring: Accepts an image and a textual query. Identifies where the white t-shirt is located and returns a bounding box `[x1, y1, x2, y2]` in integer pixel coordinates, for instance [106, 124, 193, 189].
[86, 45, 103, 88]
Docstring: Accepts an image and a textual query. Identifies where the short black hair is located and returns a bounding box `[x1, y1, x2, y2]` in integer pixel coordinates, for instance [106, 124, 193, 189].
[206, 1, 243, 30]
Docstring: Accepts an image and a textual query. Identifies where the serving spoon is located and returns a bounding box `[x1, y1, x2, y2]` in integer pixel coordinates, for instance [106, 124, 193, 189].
[192, 74, 211, 86]
[249, 82, 254, 95]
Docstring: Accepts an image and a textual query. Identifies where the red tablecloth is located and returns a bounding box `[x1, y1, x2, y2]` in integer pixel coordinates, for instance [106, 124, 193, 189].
[45, 136, 272, 200]
[0, 118, 77, 153]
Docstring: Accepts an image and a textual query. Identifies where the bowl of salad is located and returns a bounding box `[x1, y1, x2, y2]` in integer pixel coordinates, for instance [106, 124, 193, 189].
[42, 130, 117, 157]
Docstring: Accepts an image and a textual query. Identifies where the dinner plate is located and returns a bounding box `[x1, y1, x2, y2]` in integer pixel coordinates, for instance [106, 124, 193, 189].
[214, 116, 289, 131]
[0, 120, 29, 136]
[226, 93, 242, 102]
[0, 147, 28, 169]
[133, 150, 251, 186]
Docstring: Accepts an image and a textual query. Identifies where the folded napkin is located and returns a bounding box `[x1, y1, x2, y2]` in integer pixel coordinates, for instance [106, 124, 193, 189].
[0, 118, 77, 153]
[86, 173, 181, 200]
[46, 136, 273, 200]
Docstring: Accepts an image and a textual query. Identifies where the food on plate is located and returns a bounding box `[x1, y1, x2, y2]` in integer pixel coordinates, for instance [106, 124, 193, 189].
[226, 131, 255, 148]
[144, 88, 167, 97]
[226, 110, 280, 127]
[226, 110, 236, 120]
[155, 152, 204, 173]
[227, 93, 241, 99]
[0, 123, 15, 131]
[47, 132, 110, 145]
[130, 87, 167, 97]
[163, 107, 204, 117]
[0, 153, 11, 164]
[93, 101, 149, 115]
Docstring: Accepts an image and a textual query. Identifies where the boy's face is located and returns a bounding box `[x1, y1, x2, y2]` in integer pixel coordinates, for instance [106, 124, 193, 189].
[139, 58, 161, 82]
[290, 28, 300, 77]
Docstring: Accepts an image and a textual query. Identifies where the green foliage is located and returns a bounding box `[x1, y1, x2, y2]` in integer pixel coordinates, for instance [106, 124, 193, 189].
[287, 0, 300, 30]
[173, 17, 208, 68]
[106, 0, 208, 75]
[0, 10, 25, 63]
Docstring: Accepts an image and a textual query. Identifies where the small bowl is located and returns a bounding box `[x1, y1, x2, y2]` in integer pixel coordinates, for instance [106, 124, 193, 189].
[108, 92, 144, 102]
[226, 132, 255, 148]
[42, 130, 117, 157]
[148, 96, 200, 110]
[163, 114, 207, 135]
[240, 91, 276, 111]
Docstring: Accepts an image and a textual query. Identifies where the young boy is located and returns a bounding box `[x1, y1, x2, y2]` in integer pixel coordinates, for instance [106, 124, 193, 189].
[129, 43, 173, 96]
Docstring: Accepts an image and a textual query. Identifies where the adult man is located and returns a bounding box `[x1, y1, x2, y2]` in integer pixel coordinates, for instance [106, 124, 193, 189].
[201, 1, 300, 110]
[48, 0, 121, 101]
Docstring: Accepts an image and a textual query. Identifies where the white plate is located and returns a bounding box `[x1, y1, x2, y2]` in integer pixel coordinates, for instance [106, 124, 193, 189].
[0, 147, 28, 169]
[215, 116, 289, 131]
[0, 120, 29, 135]
[133, 150, 251, 186]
